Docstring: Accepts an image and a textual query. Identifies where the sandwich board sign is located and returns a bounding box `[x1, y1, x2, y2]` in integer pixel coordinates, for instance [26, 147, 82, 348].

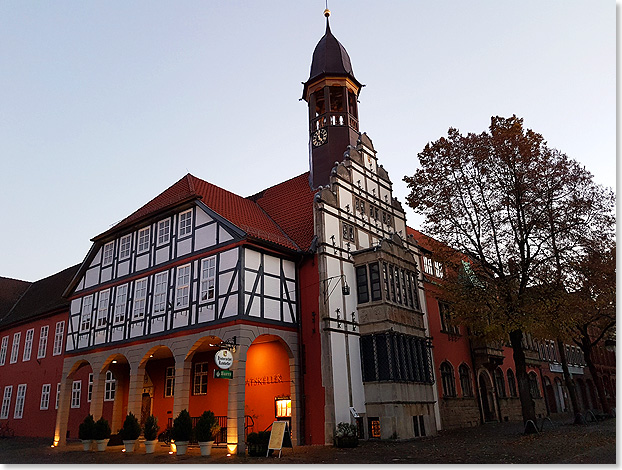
[267, 421, 292, 457]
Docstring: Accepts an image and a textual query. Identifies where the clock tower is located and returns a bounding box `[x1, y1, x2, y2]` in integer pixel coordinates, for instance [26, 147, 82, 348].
[303, 10, 363, 189]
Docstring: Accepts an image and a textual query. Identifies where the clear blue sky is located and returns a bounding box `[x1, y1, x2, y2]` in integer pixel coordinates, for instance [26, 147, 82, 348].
[0, 1, 615, 281]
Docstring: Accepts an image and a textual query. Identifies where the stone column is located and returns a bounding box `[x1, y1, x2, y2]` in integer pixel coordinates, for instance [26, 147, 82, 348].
[126, 363, 146, 419]
[227, 346, 247, 455]
[53, 366, 73, 447]
[289, 349, 301, 446]
[110, 372, 126, 432]
[89, 369, 105, 420]
[172, 356, 192, 417]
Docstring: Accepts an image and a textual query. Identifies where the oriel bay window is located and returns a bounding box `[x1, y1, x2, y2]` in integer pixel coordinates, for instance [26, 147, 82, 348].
[356, 261, 420, 310]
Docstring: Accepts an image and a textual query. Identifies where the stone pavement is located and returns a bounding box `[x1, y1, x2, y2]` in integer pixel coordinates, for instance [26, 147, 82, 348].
[0, 416, 615, 465]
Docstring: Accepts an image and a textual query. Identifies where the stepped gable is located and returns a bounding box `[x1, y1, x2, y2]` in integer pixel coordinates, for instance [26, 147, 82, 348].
[0, 277, 31, 321]
[94, 174, 299, 251]
[0, 264, 80, 328]
[248, 172, 316, 252]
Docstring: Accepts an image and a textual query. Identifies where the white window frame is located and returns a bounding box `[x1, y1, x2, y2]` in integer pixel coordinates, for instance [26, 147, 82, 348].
[119, 234, 131, 259]
[53, 321, 65, 356]
[165, 366, 175, 397]
[200, 257, 216, 302]
[14, 384, 26, 419]
[23, 328, 34, 361]
[157, 218, 171, 245]
[423, 256, 434, 276]
[1, 386, 12, 419]
[138, 227, 150, 253]
[193, 362, 209, 395]
[87, 373, 93, 402]
[114, 284, 128, 325]
[153, 272, 168, 315]
[102, 241, 114, 266]
[55, 383, 61, 410]
[71, 380, 81, 408]
[80, 296, 93, 333]
[175, 264, 191, 309]
[37, 325, 49, 359]
[96, 290, 110, 328]
[178, 210, 193, 238]
[9, 332, 21, 364]
[40, 384, 51, 410]
[104, 371, 116, 401]
[0, 336, 8, 366]
[133, 278, 148, 320]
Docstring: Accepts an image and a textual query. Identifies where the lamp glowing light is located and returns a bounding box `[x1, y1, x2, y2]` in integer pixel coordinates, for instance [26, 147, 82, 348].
[112, 360, 117, 364]
[227, 444, 237, 454]
[122, 448, 126, 452]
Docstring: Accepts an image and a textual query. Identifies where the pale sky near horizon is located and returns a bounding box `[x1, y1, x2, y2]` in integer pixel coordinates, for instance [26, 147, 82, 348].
[0, 0, 616, 282]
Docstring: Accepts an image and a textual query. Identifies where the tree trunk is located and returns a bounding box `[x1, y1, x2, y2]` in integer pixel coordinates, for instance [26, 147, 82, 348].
[556, 338, 584, 424]
[579, 337, 612, 416]
[509, 329, 537, 432]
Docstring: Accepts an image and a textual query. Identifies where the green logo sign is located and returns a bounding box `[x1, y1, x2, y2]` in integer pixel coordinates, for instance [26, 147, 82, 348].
[214, 369, 233, 379]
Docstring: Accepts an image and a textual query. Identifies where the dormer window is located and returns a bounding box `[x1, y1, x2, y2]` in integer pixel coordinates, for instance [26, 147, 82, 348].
[179, 210, 193, 238]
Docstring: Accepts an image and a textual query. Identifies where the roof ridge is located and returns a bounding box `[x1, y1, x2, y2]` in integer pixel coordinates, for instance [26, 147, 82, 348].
[0, 281, 33, 326]
[246, 171, 311, 200]
[250, 201, 301, 252]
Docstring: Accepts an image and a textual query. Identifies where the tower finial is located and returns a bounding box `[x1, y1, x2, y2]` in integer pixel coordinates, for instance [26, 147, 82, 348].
[324, 8, 330, 18]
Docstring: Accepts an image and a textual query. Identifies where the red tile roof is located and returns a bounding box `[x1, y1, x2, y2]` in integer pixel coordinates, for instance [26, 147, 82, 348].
[407, 226, 435, 252]
[0, 277, 31, 321]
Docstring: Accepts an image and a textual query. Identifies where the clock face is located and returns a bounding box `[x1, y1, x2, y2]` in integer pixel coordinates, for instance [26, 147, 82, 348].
[312, 128, 328, 147]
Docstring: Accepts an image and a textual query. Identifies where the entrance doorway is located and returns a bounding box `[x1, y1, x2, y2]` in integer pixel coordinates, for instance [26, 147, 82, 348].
[479, 372, 497, 422]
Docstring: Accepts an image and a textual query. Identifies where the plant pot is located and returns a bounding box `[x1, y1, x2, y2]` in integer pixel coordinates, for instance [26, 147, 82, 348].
[175, 441, 189, 455]
[144, 440, 157, 454]
[81, 439, 92, 451]
[198, 441, 214, 456]
[123, 439, 137, 453]
[95, 439, 109, 451]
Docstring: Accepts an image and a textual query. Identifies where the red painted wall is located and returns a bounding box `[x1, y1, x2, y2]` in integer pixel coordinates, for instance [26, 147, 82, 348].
[66, 365, 92, 439]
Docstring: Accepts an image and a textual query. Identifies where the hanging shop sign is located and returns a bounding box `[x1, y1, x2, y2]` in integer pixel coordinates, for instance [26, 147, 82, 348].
[215, 349, 234, 369]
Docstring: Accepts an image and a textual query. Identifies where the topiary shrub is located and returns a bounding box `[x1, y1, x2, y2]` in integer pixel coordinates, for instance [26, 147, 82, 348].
[78, 414, 96, 440]
[119, 412, 141, 441]
[195, 410, 220, 442]
[143, 415, 160, 441]
[171, 409, 193, 442]
[94, 417, 111, 440]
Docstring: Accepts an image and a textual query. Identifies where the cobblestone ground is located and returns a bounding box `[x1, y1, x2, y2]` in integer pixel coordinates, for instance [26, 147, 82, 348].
[0, 417, 615, 465]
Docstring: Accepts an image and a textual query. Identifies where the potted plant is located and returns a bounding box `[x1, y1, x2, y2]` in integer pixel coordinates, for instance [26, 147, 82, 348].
[119, 412, 142, 453]
[334, 422, 358, 448]
[246, 431, 271, 457]
[195, 410, 220, 456]
[78, 414, 96, 451]
[171, 409, 193, 455]
[94, 416, 111, 451]
[143, 415, 160, 454]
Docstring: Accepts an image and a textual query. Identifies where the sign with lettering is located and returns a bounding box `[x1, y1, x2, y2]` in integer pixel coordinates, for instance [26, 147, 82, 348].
[267, 421, 292, 458]
[214, 369, 233, 379]
[215, 349, 233, 369]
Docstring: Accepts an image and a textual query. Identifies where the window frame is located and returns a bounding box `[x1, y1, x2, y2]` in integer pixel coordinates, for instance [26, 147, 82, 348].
[0, 385, 12, 419]
[37, 325, 49, 359]
[157, 218, 171, 245]
[104, 371, 116, 401]
[96, 290, 110, 328]
[178, 210, 193, 238]
[87, 373, 93, 402]
[114, 284, 128, 325]
[459, 364, 473, 397]
[507, 369, 517, 397]
[440, 361, 457, 398]
[494, 367, 506, 398]
[102, 241, 114, 266]
[165, 366, 175, 397]
[200, 257, 216, 302]
[175, 264, 191, 309]
[55, 383, 61, 410]
[23, 328, 34, 361]
[80, 295, 93, 333]
[153, 272, 168, 315]
[132, 278, 148, 320]
[193, 362, 209, 395]
[119, 234, 131, 259]
[40, 384, 51, 410]
[71, 380, 81, 408]
[53, 321, 65, 356]
[0, 336, 8, 366]
[9, 332, 21, 364]
[13, 384, 26, 419]
[137, 226, 151, 253]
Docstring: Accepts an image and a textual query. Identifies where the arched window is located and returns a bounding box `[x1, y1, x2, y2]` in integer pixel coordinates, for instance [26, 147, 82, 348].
[494, 367, 506, 398]
[440, 362, 456, 397]
[458, 364, 473, 397]
[506, 369, 517, 397]
[528, 371, 540, 398]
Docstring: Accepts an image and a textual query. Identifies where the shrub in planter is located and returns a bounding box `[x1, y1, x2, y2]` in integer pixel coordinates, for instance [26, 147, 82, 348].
[246, 431, 271, 456]
[79, 414, 96, 451]
[119, 412, 141, 452]
[143, 415, 160, 454]
[334, 422, 358, 448]
[171, 409, 193, 455]
[195, 410, 220, 456]
[94, 417, 111, 451]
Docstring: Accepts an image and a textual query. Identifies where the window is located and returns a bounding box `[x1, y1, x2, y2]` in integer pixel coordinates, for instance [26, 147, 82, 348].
[96, 290, 110, 328]
[440, 362, 456, 397]
[71, 381, 81, 408]
[158, 219, 171, 245]
[153, 272, 168, 314]
[55, 383, 60, 409]
[356, 266, 369, 304]
[133, 278, 148, 320]
[165, 367, 175, 397]
[275, 397, 291, 418]
[342, 223, 355, 242]
[102, 242, 114, 265]
[178, 210, 193, 237]
[193, 362, 209, 395]
[114, 285, 128, 324]
[176, 265, 191, 308]
[459, 364, 473, 397]
[10, 332, 21, 364]
[0, 336, 8, 366]
[87, 374, 93, 402]
[37, 325, 49, 359]
[80, 295, 93, 332]
[494, 368, 506, 398]
[104, 371, 116, 401]
[200, 257, 216, 302]
[507, 369, 517, 397]
[369, 263, 382, 301]
[423, 256, 434, 276]
[14, 384, 26, 419]
[438, 301, 459, 335]
[413, 415, 426, 437]
[528, 372, 540, 398]
[434, 261, 444, 278]
[119, 235, 131, 259]
[368, 417, 381, 438]
[40, 384, 51, 410]
[1, 386, 12, 419]
[53, 322, 65, 356]
[23, 329, 34, 361]
[138, 227, 150, 253]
